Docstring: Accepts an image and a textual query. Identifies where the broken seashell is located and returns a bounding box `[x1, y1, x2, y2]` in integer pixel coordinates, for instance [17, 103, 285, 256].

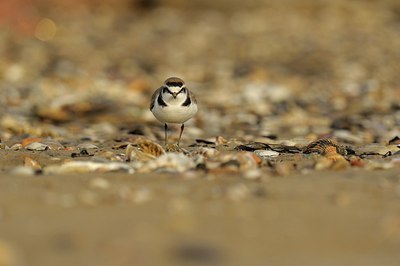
[355, 144, 399, 156]
[303, 138, 347, 156]
[135, 138, 166, 157]
[235, 142, 270, 152]
[254, 150, 279, 158]
[44, 161, 134, 174]
[209, 151, 261, 171]
[126, 138, 166, 162]
[126, 144, 157, 162]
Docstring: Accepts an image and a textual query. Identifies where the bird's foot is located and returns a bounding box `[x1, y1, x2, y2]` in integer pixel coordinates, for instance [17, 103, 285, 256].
[164, 143, 182, 153]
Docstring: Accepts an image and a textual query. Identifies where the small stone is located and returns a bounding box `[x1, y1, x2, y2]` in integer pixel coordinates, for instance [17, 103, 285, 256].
[21, 137, 43, 147]
[9, 144, 22, 151]
[41, 139, 64, 150]
[25, 142, 49, 151]
[77, 143, 99, 152]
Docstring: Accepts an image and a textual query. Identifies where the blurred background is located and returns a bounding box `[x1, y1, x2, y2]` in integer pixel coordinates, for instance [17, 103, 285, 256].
[0, 0, 399, 141]
[1, 2, 400, 266]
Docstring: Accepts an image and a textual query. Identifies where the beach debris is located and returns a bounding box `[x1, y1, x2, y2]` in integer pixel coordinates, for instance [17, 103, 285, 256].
[44, 161, 134, 174]
[126, 138, 165, 162]
[137, 153, 195, 173]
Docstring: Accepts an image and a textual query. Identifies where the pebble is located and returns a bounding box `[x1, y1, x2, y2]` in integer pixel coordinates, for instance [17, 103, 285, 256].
[77, 143, 99, 151]
[41, 139, 64, 150]
[9, 144, 22, 151]
[21, 137, 42, 147]
[25, 142, 49, 151]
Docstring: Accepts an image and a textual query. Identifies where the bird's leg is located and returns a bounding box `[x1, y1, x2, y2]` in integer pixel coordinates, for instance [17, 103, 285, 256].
[177, 124, 184, 146]
[164, 123, 168, 146]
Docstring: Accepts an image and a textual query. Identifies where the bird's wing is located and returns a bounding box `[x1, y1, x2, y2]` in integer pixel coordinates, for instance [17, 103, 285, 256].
[149, 87, 162, 110]
[189, 90, 197, 104]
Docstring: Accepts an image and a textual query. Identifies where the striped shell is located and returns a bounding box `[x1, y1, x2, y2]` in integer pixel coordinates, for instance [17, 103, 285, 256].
[126, 138, 165, 162]
[303, 138, 347, 156]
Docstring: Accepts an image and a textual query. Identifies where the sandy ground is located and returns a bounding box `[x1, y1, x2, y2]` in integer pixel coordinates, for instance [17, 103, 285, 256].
[1, 168, 400, 266]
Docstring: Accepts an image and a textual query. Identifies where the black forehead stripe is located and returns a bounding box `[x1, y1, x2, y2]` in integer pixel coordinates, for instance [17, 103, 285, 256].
[166, 81, 183, 87]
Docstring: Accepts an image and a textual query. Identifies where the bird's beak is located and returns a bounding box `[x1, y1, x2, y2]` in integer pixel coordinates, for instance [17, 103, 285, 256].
[172, 92, 177, 98]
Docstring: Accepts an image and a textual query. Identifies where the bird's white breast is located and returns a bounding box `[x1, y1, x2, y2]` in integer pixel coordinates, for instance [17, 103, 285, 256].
[152, 103, 197, 124]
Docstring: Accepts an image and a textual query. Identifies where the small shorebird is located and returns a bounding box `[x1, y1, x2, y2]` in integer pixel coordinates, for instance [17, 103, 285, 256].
[150, 77, 198, 146]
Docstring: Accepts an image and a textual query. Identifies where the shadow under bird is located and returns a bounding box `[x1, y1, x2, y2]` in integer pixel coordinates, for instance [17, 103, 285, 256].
[150, 77, 198, 146]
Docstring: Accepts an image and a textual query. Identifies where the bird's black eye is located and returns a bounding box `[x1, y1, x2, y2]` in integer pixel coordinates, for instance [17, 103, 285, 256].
[163, 87, 169, 94]
[179, 87, 187, 94]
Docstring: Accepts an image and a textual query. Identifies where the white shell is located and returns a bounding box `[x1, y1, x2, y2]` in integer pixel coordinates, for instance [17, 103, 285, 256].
[254, 150, 279, 158]
[44, 161, 134, 174]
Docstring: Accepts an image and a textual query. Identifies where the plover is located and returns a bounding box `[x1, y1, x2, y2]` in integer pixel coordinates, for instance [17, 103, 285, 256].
[150, 77, 198, 146]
